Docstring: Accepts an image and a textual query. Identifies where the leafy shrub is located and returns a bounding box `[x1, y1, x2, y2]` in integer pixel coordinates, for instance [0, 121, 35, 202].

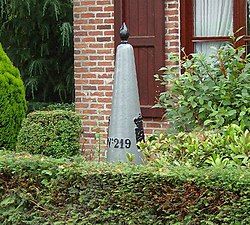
[0, 44, 27, 149]
[16, 110, 82, 158]
[28, 102, 75, 113]
[0, 151, 250, 224]
[156, 43, 250, 131]
[139, 124, 250, 168]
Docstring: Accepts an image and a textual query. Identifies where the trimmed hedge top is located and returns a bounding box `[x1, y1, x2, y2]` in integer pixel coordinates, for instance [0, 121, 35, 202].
[16, 110, 82, 158]
[27, 102, 75, 113]
[0, 151, 250, 224]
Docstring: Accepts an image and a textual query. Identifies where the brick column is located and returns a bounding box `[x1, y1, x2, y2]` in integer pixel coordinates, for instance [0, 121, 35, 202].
[165, 0, 180, 60]
[74, 0, 114, 159]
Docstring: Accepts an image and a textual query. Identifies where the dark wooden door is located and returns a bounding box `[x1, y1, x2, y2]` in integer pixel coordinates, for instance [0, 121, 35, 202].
[115, 0, 165, 118]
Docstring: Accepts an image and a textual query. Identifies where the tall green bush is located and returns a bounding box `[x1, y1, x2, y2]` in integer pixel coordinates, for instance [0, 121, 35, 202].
[0, 0, 73, 102]
[0, 44, 27, 149]
[156, 42, 250, 131]
[16, 110, 82, 158]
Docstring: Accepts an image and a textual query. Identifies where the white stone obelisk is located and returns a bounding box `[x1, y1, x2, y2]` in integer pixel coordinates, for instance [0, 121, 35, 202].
[107, 23, 144, 164]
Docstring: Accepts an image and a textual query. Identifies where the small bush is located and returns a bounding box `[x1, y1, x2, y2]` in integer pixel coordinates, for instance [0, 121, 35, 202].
[0, 44, 27, 149]
[156, 42, 250, 131]
[139, 124, 250, 168]
[16, 110, 82, 158]
[0, 151, 249, 224]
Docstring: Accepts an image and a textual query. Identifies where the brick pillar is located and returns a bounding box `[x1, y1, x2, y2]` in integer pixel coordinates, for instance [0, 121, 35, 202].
[74, 0, 114, 159]
[73, 0, 180, 160]
[165, 0, 180, 62]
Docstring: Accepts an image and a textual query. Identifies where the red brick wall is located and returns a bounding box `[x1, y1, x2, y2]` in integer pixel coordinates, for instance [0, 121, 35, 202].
[73, 0, 180, 159]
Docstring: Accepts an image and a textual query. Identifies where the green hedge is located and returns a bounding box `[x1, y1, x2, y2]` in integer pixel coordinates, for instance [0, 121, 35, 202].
[0, 151, 249, 224]
[0, 44, 27, 149]
[16, 110, 82, 158]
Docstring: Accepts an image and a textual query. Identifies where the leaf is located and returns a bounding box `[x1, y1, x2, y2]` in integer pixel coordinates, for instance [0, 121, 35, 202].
[207, 101, 212, 108]
[191, 101, 197, 108]
[60, 22, 73, 47]
[199, 108, 205, 113]
[0, 196, 15, 206]
[204, 120, 213, 126]
[41, 170, 53, 176]
[43, 0, 61, 21]
[199, 98, 204, 105]
[226, 110, 237, 117]
[235, 35, 245, 43]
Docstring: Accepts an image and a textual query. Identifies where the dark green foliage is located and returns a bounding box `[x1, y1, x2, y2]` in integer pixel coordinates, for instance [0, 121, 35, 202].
[0, 0, 73, 102]
[28, 102, 75, 113]
[156, 43, 250, 131]
[16, 110, 82, 158]
[0, 44, 26, 149]
[0, 151, 250, 224]
[139, 124, 250, 168]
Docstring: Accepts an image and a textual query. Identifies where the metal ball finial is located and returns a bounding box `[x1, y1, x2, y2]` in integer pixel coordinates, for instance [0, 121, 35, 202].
[120, 23, 129, 44]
